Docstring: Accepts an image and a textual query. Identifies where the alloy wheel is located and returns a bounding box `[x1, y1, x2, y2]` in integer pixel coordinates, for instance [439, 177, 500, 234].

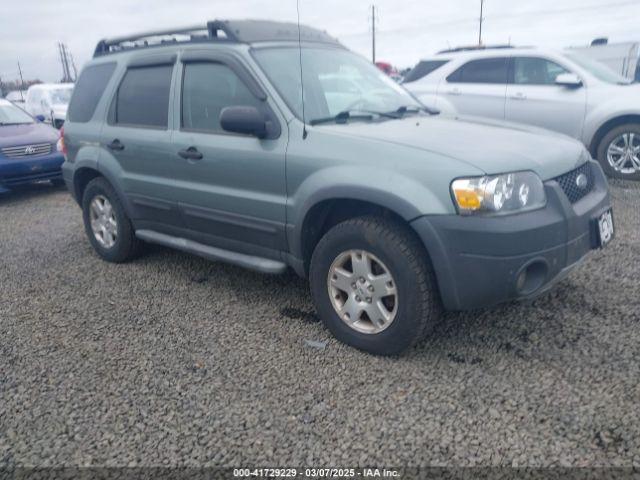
[607, 132, 640, 175]
[89, 195, 118, 248]
[327, 249, 398, 334]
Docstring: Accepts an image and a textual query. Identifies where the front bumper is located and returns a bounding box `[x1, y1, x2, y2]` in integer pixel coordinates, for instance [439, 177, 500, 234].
[0, 152, 65, 192]
[412, 160, 612, 311]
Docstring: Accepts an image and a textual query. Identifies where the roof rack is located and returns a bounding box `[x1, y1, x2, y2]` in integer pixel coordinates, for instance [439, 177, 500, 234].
[93, 19, 342, 57]
[437, 45, 515, 54]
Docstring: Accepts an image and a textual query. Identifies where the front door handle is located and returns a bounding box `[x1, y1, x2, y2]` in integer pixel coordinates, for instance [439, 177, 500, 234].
[178, 146, 203, 161]
[447, 88, 462, 96]
[510, 92, 527, 100]
[107, 139, 124, 151]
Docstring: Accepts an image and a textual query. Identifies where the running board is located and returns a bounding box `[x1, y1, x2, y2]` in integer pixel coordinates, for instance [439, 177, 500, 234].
[135, 229, 287, 274]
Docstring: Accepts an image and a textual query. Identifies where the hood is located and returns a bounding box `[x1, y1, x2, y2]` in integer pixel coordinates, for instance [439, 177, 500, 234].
[0, 122, 59, 149]
[318, 114, 587, 180]
[51, 104, 68, 119]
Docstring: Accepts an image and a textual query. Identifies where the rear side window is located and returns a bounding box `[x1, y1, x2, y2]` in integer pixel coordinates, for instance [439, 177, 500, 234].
[115, 65, 173, 128]
[68, 63, 116, 123]
[447, 58, 509, 84]
[181, 62, 263, 133]
[403, 60, 449, 83]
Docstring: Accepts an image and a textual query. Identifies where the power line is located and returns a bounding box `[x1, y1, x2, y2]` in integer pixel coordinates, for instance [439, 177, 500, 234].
[371, 5, 376, 63]
[478, 0, 484, 46]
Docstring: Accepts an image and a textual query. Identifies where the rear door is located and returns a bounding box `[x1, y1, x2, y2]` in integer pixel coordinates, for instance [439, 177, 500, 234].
[99, 55, 185, 229]
[171, 51, 288, 257]
[505, 56, 586, 138]
[440, 57, 509, 119]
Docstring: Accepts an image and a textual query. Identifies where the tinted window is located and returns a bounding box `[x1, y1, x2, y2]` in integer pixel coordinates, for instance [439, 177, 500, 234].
[68, 63, 116, 122]
[403, 60, 449, 83]
[181, 62, 263, 133]
[115, 65, 173, 128]
[447, 58, 508, 84]
[513, 57, 569, 85]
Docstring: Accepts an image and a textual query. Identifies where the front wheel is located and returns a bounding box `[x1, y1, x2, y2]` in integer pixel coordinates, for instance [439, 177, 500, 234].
[309, 216, 441, 355]
[596, 123, 640, 180]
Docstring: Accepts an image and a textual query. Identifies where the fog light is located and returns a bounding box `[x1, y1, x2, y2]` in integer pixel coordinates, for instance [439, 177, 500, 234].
[516, 270, 527, 291]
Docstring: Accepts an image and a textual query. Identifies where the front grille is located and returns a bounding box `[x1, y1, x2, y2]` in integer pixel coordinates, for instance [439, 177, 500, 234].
[1, 143, 52, 159]
[553, 162, 594, 204]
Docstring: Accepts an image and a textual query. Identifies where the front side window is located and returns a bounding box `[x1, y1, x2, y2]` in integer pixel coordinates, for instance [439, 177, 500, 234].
[0, 102, 34, 125]
[181, 62, 263, 133]
[252, 47, 422, 122]
[564, 52, 631, 85]
[513, 57, 569, 85]
[115, 65, 173, 128]
[447, 58, 509, 84]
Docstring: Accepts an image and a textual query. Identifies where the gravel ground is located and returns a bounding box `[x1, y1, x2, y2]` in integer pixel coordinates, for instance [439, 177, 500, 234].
[0, 180, 638, 469]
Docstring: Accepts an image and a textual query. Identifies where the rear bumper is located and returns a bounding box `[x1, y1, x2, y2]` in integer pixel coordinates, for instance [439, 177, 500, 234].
[412, 160, 612, 311]
[0, 152, 64, 192]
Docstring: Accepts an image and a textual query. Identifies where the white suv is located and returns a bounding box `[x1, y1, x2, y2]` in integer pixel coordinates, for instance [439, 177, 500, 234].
[404, 47, 640, 180]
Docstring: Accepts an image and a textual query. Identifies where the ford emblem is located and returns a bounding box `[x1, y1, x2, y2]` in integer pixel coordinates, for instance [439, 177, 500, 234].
[575, 173, 588, 189]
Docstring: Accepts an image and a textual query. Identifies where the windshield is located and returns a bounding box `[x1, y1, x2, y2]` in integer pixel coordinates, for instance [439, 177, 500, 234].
[49, 88, 73, 105]
[253, 47, 422, 123]
[0, 103, 34, 125]
[565, 53, 631, 84]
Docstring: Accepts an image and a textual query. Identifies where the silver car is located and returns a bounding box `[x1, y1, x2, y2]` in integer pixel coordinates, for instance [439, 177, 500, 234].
[404, 47, 640, 180]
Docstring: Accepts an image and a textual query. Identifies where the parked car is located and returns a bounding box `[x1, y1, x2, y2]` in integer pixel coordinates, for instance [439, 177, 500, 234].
[404, 47, 640, 180]
[569, 39, 639, 82]
[5, 90, 29, 108]
[25, 83, 74, 129]
[62, 21, 613, 355]
[0, 99, 65, 193]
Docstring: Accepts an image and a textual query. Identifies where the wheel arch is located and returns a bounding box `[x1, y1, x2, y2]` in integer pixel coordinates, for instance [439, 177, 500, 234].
[588, 114, 640, 157]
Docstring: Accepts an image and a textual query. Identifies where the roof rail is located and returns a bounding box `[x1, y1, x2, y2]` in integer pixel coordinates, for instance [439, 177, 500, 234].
[93, 19, 342, 57]
[437, 45, 515, 54]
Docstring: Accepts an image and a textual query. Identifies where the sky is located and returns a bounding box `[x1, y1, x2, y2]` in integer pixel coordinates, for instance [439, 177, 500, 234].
[1, 0, 639, 83]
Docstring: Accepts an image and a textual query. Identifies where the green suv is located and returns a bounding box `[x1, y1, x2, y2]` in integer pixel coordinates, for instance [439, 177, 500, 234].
[62, 20, 614, 355]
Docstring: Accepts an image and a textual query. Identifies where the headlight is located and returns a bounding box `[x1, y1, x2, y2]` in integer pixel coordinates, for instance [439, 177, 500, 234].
[451, 171, 546, 215]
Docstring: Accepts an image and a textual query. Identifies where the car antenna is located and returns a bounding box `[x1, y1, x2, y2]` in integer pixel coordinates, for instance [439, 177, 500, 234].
[296, 0, 308, 139]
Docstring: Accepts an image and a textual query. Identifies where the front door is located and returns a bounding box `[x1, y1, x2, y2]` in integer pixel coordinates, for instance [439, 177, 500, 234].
[505, 56, 587, 139]
[171, 54, 288, 257]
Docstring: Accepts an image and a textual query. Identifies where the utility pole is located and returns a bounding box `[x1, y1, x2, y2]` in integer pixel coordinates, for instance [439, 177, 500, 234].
[371, 5, 376, 63]
[478, 0, 484, 46]
[17, 61, 25, 92]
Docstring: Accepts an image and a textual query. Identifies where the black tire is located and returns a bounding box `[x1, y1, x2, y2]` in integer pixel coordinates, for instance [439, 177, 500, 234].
[309, 215, 441, 356]
[596, 123, 640, 180]
[81, 177, 141, 263]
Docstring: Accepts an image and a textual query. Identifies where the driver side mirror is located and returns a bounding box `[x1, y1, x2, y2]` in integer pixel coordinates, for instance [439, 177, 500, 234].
[555, 73, 582, 88]
[35, 115, 45, 122]
[220, 106, 267, 139]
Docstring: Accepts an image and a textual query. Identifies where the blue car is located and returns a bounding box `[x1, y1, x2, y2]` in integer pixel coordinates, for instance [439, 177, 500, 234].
[0, 99, 65, 193]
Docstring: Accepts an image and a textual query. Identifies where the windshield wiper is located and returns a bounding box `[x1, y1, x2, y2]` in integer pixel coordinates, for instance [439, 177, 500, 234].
[310, 110, 375, 126]
[389, 105, 439, 117]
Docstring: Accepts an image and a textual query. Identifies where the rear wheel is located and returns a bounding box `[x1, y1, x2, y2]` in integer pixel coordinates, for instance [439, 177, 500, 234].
[596, 123, 640, 180]
[309, 216, 440, 355]
[81, 177, 141, 263]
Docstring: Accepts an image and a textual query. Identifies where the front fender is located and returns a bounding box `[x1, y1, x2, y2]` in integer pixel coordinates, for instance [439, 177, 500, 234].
[287, 166, 452, 259]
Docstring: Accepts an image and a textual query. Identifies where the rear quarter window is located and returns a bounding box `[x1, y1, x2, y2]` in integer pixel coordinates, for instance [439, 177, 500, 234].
[403, 60, 449, 83]
[68, 63, 117, 123]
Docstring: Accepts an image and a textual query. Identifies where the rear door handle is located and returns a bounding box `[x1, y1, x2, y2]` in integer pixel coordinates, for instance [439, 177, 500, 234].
[178, 147, 203, 161]
[510, 92, 527, 100]
[447, 88, 462, 96]
[107, 139, 124, 151]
